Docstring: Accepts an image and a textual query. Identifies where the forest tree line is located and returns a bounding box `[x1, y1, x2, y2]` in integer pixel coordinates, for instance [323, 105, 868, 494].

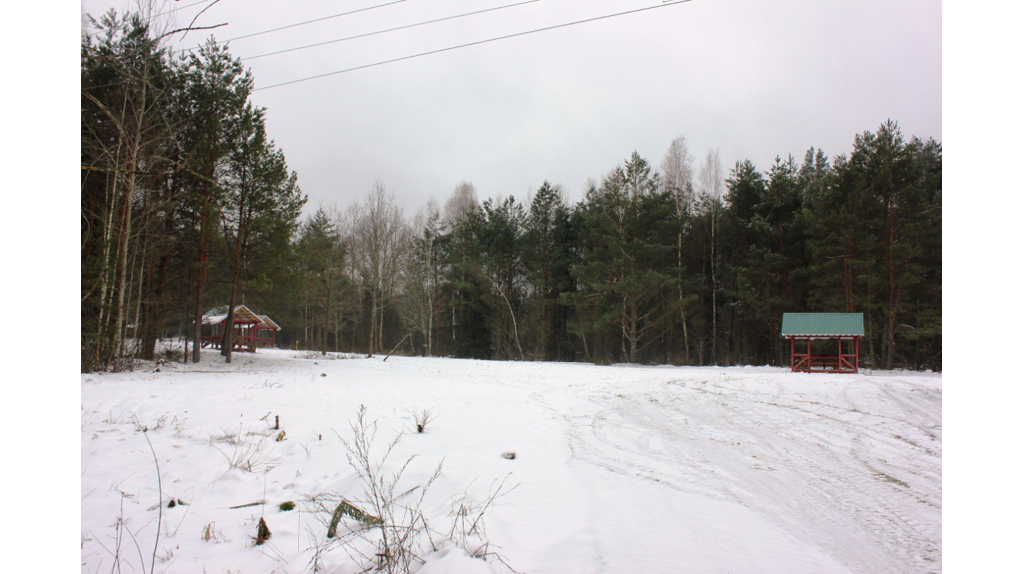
[82, 11, 941, 372]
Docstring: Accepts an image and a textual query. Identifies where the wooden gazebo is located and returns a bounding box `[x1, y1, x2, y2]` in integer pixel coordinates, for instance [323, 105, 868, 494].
[255, 315, 281, 348]
[781, 313, 864, 373]
[201, 305, 280, 352]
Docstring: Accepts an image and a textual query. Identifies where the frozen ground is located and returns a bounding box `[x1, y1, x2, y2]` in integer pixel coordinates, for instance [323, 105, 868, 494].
[80, 349, 941, 573]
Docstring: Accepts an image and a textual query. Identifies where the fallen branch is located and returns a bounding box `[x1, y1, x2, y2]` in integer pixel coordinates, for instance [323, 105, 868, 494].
[383, 334, 410, 362]
[327, 499, 381, 538]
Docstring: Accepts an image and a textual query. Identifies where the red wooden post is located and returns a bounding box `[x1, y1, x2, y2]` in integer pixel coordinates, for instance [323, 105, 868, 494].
[790, 336, 795, 371]
[855, 336, 860, 372]
[844, 336, 851, 372]
[837, 336, 842, 371]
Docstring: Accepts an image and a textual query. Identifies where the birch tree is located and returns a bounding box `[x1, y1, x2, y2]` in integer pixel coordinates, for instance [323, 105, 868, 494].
[697, 149, 725, 364]
[661, 136, 696, 362]
[399, 200, 446, 355]
[81, 10, 177, 371]
[350, 181, 406, 355]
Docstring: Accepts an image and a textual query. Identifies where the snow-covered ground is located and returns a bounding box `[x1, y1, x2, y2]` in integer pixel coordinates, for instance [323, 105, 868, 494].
[80, 350, 941, 573]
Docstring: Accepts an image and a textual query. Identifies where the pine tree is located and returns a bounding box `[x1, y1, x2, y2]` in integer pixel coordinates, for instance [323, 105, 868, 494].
[81, 10, 180, 371]
[571, 153, 679, 363]
[474, 196, 528, 359]
[297, 208, 349, 354]
[447, 207, 493, 359]
[219, 104, 306, 362]
[727, 156, 807, 365]
[524, 182, 574, 360]
[178, 40, 253, 362]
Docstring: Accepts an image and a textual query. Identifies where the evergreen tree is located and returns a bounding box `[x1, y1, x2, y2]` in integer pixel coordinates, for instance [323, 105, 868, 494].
[81, 17, 941, 375]
[297, 208, 349, 354]
[474, 196, 528, 359]
[447, 205, 493, 359]
[727, 156, 807, 364]
[571, 153, 679, 363]
[178, 39, 253, 362]
[218, 104, 306, 362]
[524, 182, 575, 360]
[82, 10, 180, 370]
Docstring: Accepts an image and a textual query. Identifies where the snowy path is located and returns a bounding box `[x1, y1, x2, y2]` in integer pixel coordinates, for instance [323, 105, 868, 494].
[528, 372, 941, 573]
[81, 352, 941, 573]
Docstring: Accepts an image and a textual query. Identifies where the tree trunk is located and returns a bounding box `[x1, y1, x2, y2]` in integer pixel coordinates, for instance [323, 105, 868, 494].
[323, 278, 331, 355]
[111, 81, 145, 372]
[711, 205, 718, 366]
[628, 308, 638, 364]
[192, 175, 212, 363]
[222, 203, 246, 363]
[368, 289, 377, 355]
[884, 190, 896, 370]
[221, 298, 237, 363]
[678, 231, 690, 364]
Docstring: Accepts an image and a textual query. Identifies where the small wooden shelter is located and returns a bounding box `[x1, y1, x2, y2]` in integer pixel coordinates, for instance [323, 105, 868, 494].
[781, 313, 864, 373]
[255, 315, 282, 348]
[201, 305, 280, 352]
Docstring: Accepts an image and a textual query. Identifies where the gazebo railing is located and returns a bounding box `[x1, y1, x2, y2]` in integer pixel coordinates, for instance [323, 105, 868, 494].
[200, 333, 276, 351]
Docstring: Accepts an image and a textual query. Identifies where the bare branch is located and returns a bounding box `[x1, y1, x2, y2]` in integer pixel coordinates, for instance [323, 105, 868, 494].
[155, 21, 227, 42]
[179, 0, 224, 40]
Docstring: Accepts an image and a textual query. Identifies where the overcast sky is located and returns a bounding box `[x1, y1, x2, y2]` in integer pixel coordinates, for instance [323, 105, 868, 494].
[81, 0, 941, 218]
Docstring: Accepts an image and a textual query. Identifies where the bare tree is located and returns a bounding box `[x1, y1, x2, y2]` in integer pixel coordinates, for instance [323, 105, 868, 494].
[443, 181, 479, 229]
[662, 136, 696, 362]
[81, 3, 180, 371]
[698, 149, 725, 364]
[350, 181, 407, 355]
[398, 200, 445, 356]
[662, 136, 695, 216]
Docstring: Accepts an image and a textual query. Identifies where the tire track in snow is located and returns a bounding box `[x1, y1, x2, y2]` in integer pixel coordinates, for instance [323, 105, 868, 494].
[536, 372, 940, 573]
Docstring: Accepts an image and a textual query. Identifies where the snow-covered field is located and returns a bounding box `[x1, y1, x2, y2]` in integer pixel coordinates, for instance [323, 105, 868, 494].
[80, 350, 941, 573]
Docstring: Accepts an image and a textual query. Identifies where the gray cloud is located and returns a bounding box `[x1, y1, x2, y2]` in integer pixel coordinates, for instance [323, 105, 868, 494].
[83, 0, 941, 215]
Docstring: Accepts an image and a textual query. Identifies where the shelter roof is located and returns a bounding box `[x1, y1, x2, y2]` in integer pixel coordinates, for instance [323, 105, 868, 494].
[781, 313, 865, 337]
[257, 315, 281, 331]
[202, 304, 262, 325]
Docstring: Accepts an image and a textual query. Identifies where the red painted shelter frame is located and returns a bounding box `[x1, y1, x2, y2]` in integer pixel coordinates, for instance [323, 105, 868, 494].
[200, 321, 276, 352]
[788, 335, 860, 373]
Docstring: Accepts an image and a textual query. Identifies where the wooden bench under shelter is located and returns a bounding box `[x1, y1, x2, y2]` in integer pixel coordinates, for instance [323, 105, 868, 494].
[781, 313, 864, 373]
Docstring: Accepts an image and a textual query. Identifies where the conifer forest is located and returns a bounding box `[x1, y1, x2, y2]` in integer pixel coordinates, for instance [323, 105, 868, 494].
[81, 11, 941, 373]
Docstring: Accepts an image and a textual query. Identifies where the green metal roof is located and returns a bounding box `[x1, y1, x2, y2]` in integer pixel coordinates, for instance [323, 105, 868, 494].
[781, 313, 864, 337]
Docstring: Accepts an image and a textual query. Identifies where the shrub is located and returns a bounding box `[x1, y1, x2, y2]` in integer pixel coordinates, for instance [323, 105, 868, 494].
[408, 408, 438, 434]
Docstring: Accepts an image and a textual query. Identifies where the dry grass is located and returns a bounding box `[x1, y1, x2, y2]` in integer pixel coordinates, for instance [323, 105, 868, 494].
[208, 424, 280, 473]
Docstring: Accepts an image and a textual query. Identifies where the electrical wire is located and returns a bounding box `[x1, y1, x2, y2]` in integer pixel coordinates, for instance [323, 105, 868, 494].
[147, 0, 217, 22]
[254, 0, 693, 92]
[242, 0, 540, 62]
[180, 0, 407, 53]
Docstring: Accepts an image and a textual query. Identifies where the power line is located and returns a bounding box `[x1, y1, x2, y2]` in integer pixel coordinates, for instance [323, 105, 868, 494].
[147, 0, 217, 22]
[181, 0, 407, 53]
[242, 0, 540, 62]
[254, 0, 693, 92]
